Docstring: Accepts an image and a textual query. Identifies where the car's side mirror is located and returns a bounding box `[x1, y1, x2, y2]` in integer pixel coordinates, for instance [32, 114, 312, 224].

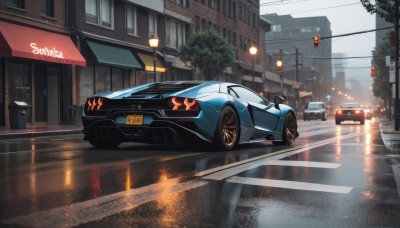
[274, 96, 284, 108]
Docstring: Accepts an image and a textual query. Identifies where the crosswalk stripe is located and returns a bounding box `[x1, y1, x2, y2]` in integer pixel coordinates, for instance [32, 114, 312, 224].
[263, 160, 340, 169]
[227, 176, 354, 194]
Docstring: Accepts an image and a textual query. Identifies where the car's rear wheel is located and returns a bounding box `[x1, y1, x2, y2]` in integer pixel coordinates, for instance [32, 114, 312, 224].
[273, 112, 297, 146]
[360, 119, 365, 125]
[214, 106, 239, 151]
[335, 119, 341, 125]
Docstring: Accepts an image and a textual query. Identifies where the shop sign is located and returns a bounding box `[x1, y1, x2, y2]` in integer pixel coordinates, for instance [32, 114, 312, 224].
[30, 42, 64, 59]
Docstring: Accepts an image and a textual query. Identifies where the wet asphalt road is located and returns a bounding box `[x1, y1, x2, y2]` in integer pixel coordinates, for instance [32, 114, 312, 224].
[0, 118, 400, 227]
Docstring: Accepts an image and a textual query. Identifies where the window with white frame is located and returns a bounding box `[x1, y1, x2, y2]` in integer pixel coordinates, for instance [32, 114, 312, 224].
[167, 20, 186, 49]
[149, 13, 157, 35]
[126, 4, 137, 35]
[85, 0, 113, 28]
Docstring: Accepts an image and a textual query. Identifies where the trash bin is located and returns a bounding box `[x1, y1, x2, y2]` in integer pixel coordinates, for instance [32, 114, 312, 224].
[8, 101, 30, 129]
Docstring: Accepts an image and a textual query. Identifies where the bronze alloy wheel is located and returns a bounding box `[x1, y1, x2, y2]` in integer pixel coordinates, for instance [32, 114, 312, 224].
[285, 112, 297, 143]
[221, 108, 238, 146]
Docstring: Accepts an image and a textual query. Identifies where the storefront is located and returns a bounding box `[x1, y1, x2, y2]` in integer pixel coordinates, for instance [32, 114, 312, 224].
[0, 21, 86, 127]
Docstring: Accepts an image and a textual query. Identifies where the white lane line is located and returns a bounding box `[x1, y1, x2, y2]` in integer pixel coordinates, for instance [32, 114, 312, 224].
[264, 160, 340, 169]
[195, 132, 360, 177]
[200, 132, 361, 180]
[1, 178, 209, 228]
[227, 176, 354, 194]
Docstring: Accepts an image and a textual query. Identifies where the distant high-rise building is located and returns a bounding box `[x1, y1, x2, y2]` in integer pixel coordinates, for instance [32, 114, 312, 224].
[262, 13, 332, 102]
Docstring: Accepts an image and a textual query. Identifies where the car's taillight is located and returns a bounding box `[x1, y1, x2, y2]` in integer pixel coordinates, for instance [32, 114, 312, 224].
[355, 110, 360, 114]
[169, 97, 199, 111]
[337, 110, 342, 114]
[86, 97, 104, 111]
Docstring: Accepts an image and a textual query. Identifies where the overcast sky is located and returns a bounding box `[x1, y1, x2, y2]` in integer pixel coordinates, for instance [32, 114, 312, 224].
[260, 0, 376, 85]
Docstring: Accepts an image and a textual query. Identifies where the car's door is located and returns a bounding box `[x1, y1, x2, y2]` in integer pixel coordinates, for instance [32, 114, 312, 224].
[229, 86, 280, 132]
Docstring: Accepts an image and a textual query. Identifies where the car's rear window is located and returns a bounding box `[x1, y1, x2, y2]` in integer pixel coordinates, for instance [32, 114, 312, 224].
[308, 103, 322, 109]
[341, 103, 360, 108]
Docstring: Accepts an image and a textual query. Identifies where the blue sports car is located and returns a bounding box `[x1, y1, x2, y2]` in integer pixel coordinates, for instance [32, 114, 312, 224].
[82, 81, 298, 150]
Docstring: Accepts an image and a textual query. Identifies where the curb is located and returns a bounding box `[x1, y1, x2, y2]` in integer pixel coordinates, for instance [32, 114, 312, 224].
[0, 129, 82, 140]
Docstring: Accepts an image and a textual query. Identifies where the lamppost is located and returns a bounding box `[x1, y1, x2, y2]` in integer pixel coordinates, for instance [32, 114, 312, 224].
[249, 46, 257, 91]
[149, 34, 159, 82]
[276, 60, 283, 96]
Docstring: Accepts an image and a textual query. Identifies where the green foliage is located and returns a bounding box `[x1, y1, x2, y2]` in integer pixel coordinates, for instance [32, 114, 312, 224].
[360, 0, 395, 23]
[372, 33, 392, 100]
[179, 29, 235, 80]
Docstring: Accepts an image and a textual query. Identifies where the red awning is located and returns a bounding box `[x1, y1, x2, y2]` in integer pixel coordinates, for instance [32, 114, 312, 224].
[0, 21, 86, 66]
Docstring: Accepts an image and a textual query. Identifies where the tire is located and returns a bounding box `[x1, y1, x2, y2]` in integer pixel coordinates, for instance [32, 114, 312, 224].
[335, 119, 340, 125]
[360, 119, 365, 125]
[273, 112, 297, 146]
[213, 106, 239, 151]
[88, 130, 122, 149]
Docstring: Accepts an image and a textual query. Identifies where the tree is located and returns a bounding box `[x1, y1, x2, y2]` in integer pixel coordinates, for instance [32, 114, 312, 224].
[371, 34, 392, 101]
[179, 29, 235, 81]
[360, 0, 395, 23]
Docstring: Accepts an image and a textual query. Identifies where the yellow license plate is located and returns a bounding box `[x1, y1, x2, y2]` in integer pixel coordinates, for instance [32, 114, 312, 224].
[126, 115, 143, 125]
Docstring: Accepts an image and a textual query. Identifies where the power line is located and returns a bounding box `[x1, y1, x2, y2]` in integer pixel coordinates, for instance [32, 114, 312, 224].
[264, 26, 395, 45]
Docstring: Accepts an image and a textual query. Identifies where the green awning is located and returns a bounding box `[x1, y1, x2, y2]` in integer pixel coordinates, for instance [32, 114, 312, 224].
[87, 41, 141, 69]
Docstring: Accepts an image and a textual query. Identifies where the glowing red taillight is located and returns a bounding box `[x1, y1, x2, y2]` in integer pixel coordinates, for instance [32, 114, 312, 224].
[87, 97, 104, 111]
[169, 97, 199, 111]
[355, 110, 360, 114]
[337, 110, 342, 114]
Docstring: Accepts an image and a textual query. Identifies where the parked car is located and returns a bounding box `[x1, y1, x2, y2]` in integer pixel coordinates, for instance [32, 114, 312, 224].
[335, 103, 365, 125]
[82, 81, 299, 150]
[303, 101, 327, 121]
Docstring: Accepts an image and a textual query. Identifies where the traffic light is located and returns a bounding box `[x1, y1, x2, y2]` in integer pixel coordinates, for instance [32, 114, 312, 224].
[371, 66, 375, 77]
[313, 35, 319, 48]
[276, 60, 283, 74]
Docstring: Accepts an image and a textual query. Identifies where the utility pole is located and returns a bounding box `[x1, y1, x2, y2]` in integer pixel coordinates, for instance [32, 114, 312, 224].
[295, 48, 299, 112]
[395, 0, 399, 130]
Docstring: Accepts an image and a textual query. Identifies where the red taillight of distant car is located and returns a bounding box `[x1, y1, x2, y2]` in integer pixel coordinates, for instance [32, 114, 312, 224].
[337, 110, 342, 114]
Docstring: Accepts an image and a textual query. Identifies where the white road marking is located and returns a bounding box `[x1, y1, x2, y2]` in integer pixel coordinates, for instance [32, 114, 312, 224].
[200, 132, 360, 180]
[1, 178, 209, 228]
[227, 176, 354, 194]
[263, 160, 340, 169]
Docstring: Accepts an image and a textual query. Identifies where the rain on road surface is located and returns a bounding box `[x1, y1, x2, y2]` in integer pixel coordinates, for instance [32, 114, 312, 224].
[1, 118, 400, 227]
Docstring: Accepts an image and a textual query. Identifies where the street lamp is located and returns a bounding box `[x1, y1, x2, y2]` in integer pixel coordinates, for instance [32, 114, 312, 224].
[276, 60, 283, 96]
[149, 34, 159, 82]
[249, 46, 257, 90]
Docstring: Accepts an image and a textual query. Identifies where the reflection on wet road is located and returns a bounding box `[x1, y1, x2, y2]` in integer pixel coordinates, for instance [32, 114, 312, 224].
[1, 118, 400, 227]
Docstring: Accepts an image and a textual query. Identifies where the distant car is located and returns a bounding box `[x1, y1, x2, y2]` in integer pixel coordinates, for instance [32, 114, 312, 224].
[335, 103, 365, 125]
[364, 108, 373, 120]
[303, 101, 327, 121]
[82, 81, 299, 150]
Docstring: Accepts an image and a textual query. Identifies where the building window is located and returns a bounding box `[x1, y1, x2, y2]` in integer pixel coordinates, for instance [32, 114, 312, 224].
[232, 1, 236, 21]
[167, 20, 187, 49]
[222, 0, 226, 16]
[85, 0, 114, 28]
[41, 0, 54, 17]
[195, 16, 200, 32]
[208, 0, 215, 9]
[201, 18, 206, 31]
[7, 0, 25, 9]
[173, 0, 189, 7]
[238, 5, 242, 21]
[127, 5, 137, 35]
[149, 13, 157, 35]
[272, 25, 281, 32]
[79, 66, 130, 105]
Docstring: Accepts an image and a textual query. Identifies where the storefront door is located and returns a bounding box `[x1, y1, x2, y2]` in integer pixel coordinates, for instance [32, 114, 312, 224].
[47, 65, 59, 125]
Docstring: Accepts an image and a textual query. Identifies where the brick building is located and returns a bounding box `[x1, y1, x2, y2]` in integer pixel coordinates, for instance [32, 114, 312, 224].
[0, 0, 270, 128]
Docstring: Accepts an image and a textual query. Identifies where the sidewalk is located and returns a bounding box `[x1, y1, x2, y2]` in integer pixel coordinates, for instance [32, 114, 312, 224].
[379, 119, 400, 152]
[0, 124, 82, 140]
